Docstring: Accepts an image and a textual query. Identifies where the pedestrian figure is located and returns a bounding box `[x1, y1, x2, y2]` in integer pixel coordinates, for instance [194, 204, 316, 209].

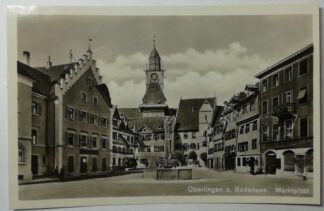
[59, 166, 66, 178]
[249, 157, 255, 175]
[54, 166, 59, 178]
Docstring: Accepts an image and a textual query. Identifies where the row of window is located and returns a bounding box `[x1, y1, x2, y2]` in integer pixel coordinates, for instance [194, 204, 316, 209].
[67, 156, 108, 173]
[113, 132, 135, 143]
[237, 99, 256, 115]
[65, 106, 108, 127]
[138, 146, 165, 152]
[224, 129, 236, 140]
[261, 117, 308, 142]
[237, 139, 257, 152]
[183, 132, 197, 139]
[65, 130, 109, 149]
[261, 56, 311, 93]
[112, 146, 134, 154]
[261, 87, 308, 115]
[139, 133, 165, 141]
[239, 120, 258, 135]
[80, 90, 99, 105]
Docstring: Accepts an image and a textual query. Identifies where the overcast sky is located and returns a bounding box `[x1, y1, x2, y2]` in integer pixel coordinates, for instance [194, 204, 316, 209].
[17, 15, 312, 108]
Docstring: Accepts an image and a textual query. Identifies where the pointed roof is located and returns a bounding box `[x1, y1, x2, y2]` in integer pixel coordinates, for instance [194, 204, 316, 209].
[176, 98, 219, 132]
[36, 63, 78, 83]
[149, 39, 160, 59]
[142, 83, 166, 105]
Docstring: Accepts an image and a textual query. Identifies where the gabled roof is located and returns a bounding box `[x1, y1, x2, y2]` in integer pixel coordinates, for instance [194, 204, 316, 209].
[37, 63, 78, 82]
[17, 61, 52, 96]
[142, 83, 166, 105]
[176, 98, 216, 132]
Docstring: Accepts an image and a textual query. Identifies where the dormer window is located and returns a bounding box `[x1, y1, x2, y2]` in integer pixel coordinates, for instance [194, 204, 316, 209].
[87, 77, 93, 86]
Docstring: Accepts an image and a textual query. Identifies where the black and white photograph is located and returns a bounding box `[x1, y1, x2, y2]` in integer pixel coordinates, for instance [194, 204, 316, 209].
[7, 3, 320, 209]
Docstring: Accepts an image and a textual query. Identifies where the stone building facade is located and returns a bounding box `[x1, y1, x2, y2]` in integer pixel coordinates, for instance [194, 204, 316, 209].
[235, 88, 261, 174]
[17, 48, 113, 179]
[255, 44, 313, 177]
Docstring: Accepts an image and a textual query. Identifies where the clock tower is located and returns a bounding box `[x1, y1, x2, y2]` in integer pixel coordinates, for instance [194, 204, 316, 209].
[145, 38, 165, 90]
[139, 38, 168, 117]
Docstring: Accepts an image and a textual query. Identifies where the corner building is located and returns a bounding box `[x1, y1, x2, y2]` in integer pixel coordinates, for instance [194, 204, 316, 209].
[255, 44, 313, 177]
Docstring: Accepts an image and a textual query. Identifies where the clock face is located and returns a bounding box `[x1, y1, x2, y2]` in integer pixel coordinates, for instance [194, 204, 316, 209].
[150, 73, 158, 81]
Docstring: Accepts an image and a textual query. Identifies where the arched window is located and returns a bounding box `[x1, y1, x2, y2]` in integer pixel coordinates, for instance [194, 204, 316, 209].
[67, 156, 74, 172]
[283, 150, 295, 171]
[18, 145, 24, 163]
[190, 143, 196, 150]
[306, 149, 313, 172]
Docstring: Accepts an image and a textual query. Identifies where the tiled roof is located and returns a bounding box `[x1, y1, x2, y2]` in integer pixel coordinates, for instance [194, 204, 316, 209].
[37, 63, 78, 82]
[142, 83, 166, 105]
[17, 61, 52, 96]
[118, 108, 143, 119]
[176, 98, 216, 132]
[118, 107, 166, 133]
[129, 117, 166, 133]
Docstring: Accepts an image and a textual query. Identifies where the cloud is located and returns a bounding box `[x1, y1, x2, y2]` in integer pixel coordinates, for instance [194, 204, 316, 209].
[98, 42, 267, 108]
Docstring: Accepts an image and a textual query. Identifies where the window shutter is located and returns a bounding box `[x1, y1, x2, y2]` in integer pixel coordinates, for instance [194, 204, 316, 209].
[65, 131, 68, 146]
[74, 109, 78, 120]
[87, 113, 91, 124]
[38, 103, 42, 115]
[65, 106, 69, 118]
[74, 133, 78, 147]
[87, 136, 91, 148]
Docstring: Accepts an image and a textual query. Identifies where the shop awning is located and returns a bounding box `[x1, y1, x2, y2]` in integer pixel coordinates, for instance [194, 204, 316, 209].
[297, 89, 307, 99]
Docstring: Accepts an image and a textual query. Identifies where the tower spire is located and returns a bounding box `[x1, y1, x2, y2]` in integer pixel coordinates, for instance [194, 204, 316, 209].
[87, 38, 93, 53]
[153, 35, 156, 48]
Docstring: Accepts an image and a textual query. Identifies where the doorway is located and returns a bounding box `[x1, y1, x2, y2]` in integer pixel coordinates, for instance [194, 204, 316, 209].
[80, 156, 87, 173]
[266, 152, 277, 174]
[31, 155, 38, 175]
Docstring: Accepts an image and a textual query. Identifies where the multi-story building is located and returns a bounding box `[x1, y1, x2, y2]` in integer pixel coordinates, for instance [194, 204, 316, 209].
[205, 104, 225, 170]
[17, 47, 113, 179]
[222, 108, 238, 171]
[235, 85, 260, 174]
[111, 107, 136, 167]
[174, 97, 220, 166]
[255, 44, 313, 177]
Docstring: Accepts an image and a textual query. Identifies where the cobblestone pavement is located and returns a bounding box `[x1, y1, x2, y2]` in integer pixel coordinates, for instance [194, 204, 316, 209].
[19, 168, 313, 200]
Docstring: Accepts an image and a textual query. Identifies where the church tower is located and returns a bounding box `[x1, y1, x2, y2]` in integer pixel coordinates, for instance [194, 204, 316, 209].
[139, 38, 168, 117]
[145, 38, 165, 90]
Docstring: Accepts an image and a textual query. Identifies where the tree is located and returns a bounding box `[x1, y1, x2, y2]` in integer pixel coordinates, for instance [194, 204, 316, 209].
[224, 91, 247, 109]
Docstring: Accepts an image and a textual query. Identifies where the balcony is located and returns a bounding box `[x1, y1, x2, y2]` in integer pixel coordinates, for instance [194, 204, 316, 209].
[272, 103, 296, 119]
[261, 137, 313, 151]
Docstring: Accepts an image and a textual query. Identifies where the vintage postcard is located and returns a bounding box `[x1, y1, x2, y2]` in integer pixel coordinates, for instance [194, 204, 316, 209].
[7, 3, 320, 209]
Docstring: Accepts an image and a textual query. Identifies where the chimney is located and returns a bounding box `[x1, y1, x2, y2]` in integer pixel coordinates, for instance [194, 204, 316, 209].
[46, 55, 52, 69]
[22, 51, 30, 66]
